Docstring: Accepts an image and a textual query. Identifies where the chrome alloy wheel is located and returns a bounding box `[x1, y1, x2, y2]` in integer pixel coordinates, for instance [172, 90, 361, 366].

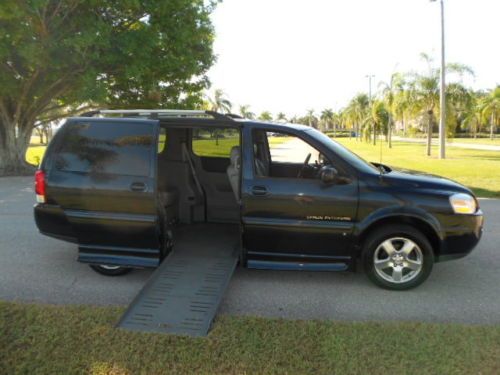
[373, 237, 423, 284]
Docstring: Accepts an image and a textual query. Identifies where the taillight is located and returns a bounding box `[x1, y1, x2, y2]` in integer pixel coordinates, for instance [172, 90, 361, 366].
[34, 170, 46, 203]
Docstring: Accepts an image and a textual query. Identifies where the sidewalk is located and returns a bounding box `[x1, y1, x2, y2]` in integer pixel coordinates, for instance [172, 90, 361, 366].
[392, 136, 500, 151]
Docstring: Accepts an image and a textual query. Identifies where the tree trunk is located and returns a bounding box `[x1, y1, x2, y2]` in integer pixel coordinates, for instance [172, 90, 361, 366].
[491, 113, 495, 140]
[373, 124, 376, 145]
[0, 119, 35, 175]
[388, 116, 392, 149]
[333, 122, 336, 138]
[426, 111, 432, 156]
[402, 114, 406, 137]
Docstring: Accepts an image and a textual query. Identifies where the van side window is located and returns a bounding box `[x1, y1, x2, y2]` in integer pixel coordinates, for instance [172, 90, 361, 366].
[252, 130, 328, 179]
[55, 121, 154, 176]
[192, 128, 239, 158]
[158, 127, 167, 154]
[267, 132, 321, 164]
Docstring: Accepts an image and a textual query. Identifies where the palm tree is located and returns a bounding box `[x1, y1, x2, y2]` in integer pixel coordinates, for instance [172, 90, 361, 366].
[258, 111, 273, 121]
[320, 109, 334, 132]
[305, 109, 317, 128]
[480, 86, 500, 139]
[408, 54, 475, 155]
[393, 87, 412, 137]
[239, 105, 255, 119]
[363, 100, 389, 146]
[379, 72, 406, 148]
[345, 94, 369, 141]
[332, 111, 342, 138]
[407, 54, 441, 156]
[276, 112, 287, 122]
[446, 82, 474, 138]
[206, 89, 232, 114]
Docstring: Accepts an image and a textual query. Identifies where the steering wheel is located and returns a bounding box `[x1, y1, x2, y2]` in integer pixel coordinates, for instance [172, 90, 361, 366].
[297, 153, 312, 178]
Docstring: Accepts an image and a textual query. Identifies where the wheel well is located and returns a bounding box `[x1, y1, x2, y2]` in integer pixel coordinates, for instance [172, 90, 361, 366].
[357, 216, 441, 258]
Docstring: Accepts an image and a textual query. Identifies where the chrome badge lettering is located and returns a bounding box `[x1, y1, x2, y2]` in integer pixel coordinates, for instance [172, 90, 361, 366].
[306, 216, 351, 221]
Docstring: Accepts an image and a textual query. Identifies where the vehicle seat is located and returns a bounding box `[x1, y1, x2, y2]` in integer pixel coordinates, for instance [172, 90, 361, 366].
[158, 188, 179, 225]
[226, 146, 240, 200]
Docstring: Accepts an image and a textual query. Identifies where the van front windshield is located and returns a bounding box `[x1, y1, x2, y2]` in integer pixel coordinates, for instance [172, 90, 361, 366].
[305, 129, 380, 174]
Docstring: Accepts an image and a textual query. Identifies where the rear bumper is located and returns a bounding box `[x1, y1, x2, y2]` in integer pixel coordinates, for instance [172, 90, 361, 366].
[436, 210, 484, 262]
[34, 203, 77, 243]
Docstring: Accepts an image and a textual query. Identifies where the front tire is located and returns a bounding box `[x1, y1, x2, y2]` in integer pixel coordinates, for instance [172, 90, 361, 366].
[89, 264, 132, 276]
[362, 225, 434, 290]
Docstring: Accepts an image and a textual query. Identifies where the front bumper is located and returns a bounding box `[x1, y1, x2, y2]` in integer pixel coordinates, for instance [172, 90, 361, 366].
[436, 209, 484, 262]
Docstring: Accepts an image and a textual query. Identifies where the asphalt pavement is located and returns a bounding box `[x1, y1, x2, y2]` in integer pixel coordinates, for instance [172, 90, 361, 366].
[1, 176, 499, 324]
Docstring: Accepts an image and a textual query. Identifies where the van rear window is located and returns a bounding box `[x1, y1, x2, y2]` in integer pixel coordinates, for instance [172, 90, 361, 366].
[55, 121, 154, 176]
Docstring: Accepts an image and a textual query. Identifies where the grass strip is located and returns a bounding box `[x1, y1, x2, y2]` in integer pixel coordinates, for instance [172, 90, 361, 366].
[1, 301, 499, 375]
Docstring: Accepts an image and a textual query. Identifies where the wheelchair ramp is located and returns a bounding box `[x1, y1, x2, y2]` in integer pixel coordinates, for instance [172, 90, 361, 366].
[118, 224, 239, 337]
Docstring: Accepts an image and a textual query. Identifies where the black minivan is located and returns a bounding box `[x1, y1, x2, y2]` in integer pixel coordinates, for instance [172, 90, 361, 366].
[34, 109, 483, 290]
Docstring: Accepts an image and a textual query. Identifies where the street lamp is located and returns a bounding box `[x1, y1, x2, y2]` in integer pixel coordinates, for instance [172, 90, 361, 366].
[365, 74, 375, 103]
[431, 0, 446, 159]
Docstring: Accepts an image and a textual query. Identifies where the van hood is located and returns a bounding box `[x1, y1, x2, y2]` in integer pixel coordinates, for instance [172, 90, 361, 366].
[373, 163, 473, 195]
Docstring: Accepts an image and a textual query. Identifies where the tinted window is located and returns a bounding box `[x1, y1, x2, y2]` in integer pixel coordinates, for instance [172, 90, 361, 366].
[55, 121, 154, 176]
[192, 128, 239, 158]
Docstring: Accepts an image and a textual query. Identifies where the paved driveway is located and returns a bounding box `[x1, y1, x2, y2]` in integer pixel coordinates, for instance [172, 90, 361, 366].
[0, 176, 499, 324]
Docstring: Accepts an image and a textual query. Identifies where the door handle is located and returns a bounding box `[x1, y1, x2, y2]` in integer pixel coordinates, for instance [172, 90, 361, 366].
[130, 182, 147, 192]
[251, 186, 268, 196]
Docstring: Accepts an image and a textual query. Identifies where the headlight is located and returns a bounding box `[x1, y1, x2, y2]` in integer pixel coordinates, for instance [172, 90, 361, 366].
[449, 193, 477, 214]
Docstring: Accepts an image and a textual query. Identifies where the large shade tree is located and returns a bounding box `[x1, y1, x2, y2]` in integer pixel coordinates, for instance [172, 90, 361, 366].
[0, 0, 217, 173]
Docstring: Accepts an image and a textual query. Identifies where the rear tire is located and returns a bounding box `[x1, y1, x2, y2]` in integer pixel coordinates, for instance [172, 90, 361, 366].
[362, 225, 434, 290]
[89, 264, 132, 276]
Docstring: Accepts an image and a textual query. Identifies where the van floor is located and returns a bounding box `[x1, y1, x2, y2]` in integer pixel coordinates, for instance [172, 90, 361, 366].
[117, 223, 239, 336]
[172, 223, 240, 258]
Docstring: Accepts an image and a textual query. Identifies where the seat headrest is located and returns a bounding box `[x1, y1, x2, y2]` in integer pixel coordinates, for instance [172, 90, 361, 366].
[229, 146, 240, 167]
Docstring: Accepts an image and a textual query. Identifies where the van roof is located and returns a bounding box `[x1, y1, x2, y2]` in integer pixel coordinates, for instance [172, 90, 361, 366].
[73, 109, 312, 132]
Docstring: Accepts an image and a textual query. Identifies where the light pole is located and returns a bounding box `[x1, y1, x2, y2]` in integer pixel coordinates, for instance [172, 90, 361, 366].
[366, 74, 375, 144]
[365, 74, 374, 102]
[431, 0, 446, 159]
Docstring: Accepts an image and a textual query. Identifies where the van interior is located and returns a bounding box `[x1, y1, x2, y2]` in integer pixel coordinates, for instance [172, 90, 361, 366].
[156, 125, 242, 259]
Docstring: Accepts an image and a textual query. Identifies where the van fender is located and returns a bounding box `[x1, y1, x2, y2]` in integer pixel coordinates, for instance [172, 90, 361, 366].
[353, 206, 443, 255]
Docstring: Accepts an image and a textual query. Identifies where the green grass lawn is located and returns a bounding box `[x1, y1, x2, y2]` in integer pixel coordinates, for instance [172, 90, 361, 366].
[448, 137, 500, 145]
[334, 138, 500, 198]
[192, 137, 240, 157]
[1, 301, 499, 375]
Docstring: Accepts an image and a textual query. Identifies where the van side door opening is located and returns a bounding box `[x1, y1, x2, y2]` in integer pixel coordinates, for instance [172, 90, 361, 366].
[155, 124, 242, 262]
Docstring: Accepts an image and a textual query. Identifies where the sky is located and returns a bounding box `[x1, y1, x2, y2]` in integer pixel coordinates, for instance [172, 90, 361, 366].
[207, 0, 500, 117]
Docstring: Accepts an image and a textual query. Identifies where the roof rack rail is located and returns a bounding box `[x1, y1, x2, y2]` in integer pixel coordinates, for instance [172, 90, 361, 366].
[225, 113, 244, 119]
[80, 109, 236, 121]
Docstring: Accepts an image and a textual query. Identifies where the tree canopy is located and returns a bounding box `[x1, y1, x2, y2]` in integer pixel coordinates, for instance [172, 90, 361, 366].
[0, 0, 217, 173]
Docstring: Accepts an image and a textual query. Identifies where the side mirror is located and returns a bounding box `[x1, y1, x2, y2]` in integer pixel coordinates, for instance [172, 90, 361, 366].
[320, 166, 338, 184]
